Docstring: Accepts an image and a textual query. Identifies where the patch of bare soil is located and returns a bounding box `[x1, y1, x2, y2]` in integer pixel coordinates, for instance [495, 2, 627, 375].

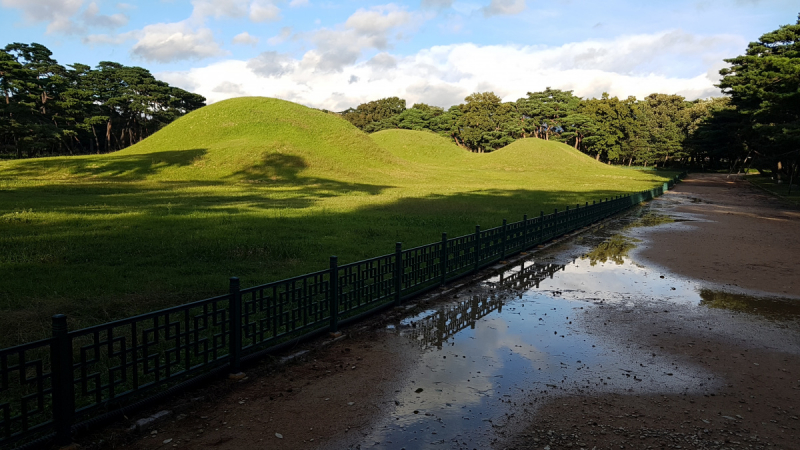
[504, 173, 800, 450]
[82, 327, 419, 450]
[504, 303, 800, 450]
[634, 173, 800, 297]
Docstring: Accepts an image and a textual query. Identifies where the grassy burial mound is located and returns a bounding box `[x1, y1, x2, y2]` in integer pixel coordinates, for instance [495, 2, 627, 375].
[2, 97, 403, 183]
[0, 97, 673, 344]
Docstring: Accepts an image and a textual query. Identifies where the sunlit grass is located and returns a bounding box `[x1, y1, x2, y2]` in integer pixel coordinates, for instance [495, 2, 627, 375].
[0, 97, 675, 345]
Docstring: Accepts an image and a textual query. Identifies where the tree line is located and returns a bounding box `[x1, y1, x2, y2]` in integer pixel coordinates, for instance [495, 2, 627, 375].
[0, 42, 206, 159]
[343, 15, 799, 178]
[342, 90, 715, 168]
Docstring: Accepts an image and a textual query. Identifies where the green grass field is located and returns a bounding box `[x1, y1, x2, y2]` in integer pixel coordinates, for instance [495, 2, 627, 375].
[0, 97, 675, 345]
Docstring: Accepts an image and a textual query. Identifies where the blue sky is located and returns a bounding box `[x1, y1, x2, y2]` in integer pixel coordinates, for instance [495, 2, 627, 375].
[1, 0, 797, 109]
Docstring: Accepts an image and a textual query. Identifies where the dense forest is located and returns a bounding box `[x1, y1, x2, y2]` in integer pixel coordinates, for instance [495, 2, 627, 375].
[0, 43, 206, 159]
[343, 16, 799, 179]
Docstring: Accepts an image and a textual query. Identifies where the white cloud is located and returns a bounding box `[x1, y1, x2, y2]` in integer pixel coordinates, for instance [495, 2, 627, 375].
[132, 22, 226, 62]
[483, 0, 526, 17]
[212, 81, 249, 96]
[421, 0, 454, 8]
[299, 4, 419, 72]
[82, 2, 128, 28]
[246, 51, 294, 77]
[267, 26, 292, 45]
[158, 30, 740, 111]
[188, 0, 280, 22]
[289, 0, 309, 6]
[2, 0, 131, 34]
[190, 0, 249, 20]
[249, 0, 281, 22]
[2, 0, 82, 34]
[83, 31, 134, 45]
[232, 31, 259, 45]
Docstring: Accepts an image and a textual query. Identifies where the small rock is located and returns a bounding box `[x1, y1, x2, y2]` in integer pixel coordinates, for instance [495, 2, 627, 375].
[275, 433, 283, 439]
[163, 439, 172, 444]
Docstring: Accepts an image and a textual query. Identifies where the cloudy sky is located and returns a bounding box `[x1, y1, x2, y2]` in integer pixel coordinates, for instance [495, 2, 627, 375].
[1, 0, 797, 110]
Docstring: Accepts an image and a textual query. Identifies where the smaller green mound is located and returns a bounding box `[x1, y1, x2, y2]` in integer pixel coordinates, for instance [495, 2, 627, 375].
[480, 138, 606, 172]
[371, 129, 471, 165]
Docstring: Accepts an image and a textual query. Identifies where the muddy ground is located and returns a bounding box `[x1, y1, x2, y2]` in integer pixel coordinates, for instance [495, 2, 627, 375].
[83, 173, 800, 450]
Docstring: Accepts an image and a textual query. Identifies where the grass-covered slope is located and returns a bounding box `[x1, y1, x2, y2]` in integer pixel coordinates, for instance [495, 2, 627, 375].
[2, 97, 404, 183]
[371, 129, 470, 165]
[0, 97, 675, 345]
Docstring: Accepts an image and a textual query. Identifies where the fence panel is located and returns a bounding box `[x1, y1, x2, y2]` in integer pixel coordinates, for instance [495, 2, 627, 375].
[445, 233, 476, 278]
[504, 219, 527, 254]
[0, 339, 54, 446]
[240, 270, 331, 351]
[69, 294, 231, 419]
[401, 242, 442, 295]
[338, 254, 396, 316]
[478, 225, 503, 265]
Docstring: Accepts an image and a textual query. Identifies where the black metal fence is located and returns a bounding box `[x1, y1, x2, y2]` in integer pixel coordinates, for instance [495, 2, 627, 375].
[0, 174, 684, 449]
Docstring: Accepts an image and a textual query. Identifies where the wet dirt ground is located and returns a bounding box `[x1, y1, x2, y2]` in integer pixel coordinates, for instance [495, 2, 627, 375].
[97, 173, 800, 450]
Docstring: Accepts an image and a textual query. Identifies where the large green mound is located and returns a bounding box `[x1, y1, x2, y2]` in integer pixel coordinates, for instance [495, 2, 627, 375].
[1, 97, 403, 183]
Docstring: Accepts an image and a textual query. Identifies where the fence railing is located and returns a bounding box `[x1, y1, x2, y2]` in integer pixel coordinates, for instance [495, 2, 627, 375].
[0, 173, 684, 449]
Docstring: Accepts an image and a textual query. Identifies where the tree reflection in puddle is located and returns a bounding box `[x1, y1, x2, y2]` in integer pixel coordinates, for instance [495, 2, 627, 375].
[699, 289, 800, 320]
[354, 206, 796, 449]
[360, 261, 714, 449]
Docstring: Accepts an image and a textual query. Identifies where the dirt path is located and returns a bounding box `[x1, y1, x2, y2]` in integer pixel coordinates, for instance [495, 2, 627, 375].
[504, 173, 800, 450]
[632, 172, 800, 297]
[85, 173, 800, 450]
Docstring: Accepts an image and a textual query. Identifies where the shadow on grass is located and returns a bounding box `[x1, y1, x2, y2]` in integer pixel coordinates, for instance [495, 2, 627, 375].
[0, 149, 209, 180]
[0, 175, 649, 346]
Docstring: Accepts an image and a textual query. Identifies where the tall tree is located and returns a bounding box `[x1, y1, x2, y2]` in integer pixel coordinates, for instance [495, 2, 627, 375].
[718, 14, 800, 180]
[341, 97, 406, 131]
[456, 92, 520, 152]
[0, 42, 206, 158]
[516, 88, 581, 141]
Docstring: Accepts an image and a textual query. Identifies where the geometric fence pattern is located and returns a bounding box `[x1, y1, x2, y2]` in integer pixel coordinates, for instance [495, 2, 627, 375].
[0, 175, 682, 448]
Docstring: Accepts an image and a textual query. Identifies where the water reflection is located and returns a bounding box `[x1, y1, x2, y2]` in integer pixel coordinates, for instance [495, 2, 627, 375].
[352, 206, 797, 449]
[582, 235, 636, 266]
[405, 264, 565, 350]
[360, 262, 717, 449]
[699, 289, 800, 319]
[630, 212, 675, 228]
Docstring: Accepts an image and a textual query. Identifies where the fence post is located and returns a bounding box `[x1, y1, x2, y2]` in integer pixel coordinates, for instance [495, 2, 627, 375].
[228, 277, 242, 374]
[474, 225, 481, 270]
[500, 219, 507, 260]
[440, 232, 448, 285]
[584, 202, 589, 226]
[523, 214, 528, 248]
[51, 314, 75, 446]
[329, 256, 339, 332]
[539, 211, 544, 243]
[394, 242, 402, 306]
[553, 209, 558, 236]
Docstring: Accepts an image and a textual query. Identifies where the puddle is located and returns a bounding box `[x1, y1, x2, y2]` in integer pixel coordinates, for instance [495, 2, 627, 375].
[349, 202, 798, 449]
[699, 289, 800, 319]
